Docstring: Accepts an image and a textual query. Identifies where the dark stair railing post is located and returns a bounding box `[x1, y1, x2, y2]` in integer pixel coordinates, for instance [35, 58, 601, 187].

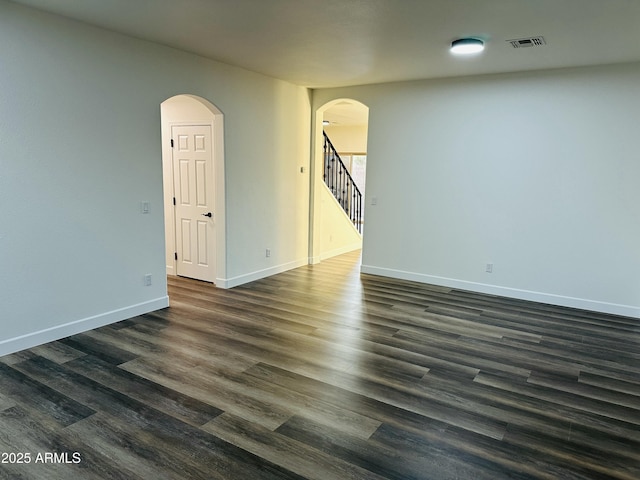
[323, 131, 363, 233]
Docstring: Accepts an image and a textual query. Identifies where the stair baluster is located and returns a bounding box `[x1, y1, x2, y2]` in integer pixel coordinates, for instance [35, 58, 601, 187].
[323, 131, 363, 233]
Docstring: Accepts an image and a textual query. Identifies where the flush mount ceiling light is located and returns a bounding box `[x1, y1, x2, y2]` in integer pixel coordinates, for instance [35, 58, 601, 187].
[322, 120, 330, 126]
[450, 38, 484, 55]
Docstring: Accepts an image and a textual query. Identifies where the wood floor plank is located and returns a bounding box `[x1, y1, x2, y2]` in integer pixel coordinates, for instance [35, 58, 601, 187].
[578, 371, 640, 395]
[0, 405, 142, 480]
[11, 356, 304, 480]
[122, 352, 382, 439]
[120, 356, 296, 431]
[86, 318, 258, 374]
[58, 334, 138, 365]
[64, 413, 185, 480]
[420, 372, 640, 462]
[203, 412, 388, 480]
[0, 362, 96, 427]
[440, 425, 618, 480]
[64, 354, 224, 427]
[245, 362, 508, 440]
[474, 371, 640, 440]
[276, 414, 514, 480]
[502, 424, 640, 480]
[29, 341, 87, 365]
[368, 423, 545, 480]
[0, 392, 16, 412]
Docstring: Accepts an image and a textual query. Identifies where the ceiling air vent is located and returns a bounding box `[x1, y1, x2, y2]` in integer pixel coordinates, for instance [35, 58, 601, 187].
[507, 36, 546, 48]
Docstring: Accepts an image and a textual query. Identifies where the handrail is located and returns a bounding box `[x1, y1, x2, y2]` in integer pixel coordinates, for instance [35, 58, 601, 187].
[323, 131, 363, 233]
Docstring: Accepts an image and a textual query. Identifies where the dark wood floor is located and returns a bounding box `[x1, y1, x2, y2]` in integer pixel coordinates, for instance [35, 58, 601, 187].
[1, 251, 639, 479]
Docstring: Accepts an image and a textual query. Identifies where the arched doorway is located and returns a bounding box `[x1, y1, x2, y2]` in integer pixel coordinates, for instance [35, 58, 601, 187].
[160, 94, 226, 285]
[310, 99, 369, 264]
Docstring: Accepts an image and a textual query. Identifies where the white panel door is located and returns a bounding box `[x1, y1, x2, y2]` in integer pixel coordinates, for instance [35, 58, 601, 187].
[172, 124, 215, 282]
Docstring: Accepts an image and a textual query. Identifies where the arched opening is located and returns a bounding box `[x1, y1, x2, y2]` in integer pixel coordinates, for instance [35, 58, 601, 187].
[310, 99, 369, 264]
[160, 94, 226, 286]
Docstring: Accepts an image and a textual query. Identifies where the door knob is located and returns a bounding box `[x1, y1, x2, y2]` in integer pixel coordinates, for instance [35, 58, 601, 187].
[202, 212, 212, 218]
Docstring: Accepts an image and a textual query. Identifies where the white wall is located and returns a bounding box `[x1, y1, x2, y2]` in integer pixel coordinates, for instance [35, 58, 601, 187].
[0, 1, 310, 354]
[319, 186, 362, 260]
[313, 63, 640, 317]
[324, 125, 368, 153]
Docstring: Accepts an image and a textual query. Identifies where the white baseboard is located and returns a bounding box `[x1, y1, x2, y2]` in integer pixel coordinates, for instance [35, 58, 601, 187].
[216, 258, 308, 289]
[320, 242, 362, 261]
[0, 296, 170, 357]
[360, 265, 640, 319]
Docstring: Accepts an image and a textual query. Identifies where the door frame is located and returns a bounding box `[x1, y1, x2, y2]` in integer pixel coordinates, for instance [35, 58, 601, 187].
[310, 98, 369, 264]
[161, 94, 227, 287]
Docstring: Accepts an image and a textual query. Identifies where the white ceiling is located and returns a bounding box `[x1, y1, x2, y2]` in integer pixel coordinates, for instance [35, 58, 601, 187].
[11, 0, 640, 89]
[324, 101, 369, 127]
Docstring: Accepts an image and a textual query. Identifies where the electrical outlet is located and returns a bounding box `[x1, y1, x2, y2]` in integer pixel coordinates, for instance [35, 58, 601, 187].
[485, 263, 493, 273]
[266, 248, 271, 258]
[144, 274, 152, 286]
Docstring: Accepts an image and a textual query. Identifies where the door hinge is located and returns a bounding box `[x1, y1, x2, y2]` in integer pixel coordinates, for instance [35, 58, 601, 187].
[172, 197, 176, 206]
[170, 139, 174, 148]
[174, 252, 178, 261]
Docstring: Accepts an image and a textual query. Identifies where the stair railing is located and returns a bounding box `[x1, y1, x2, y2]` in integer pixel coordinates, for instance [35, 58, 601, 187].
[323, 131, 363, 233]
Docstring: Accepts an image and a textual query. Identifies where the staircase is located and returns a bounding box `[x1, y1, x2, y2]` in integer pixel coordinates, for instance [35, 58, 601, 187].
[323, 131, 363, 233]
